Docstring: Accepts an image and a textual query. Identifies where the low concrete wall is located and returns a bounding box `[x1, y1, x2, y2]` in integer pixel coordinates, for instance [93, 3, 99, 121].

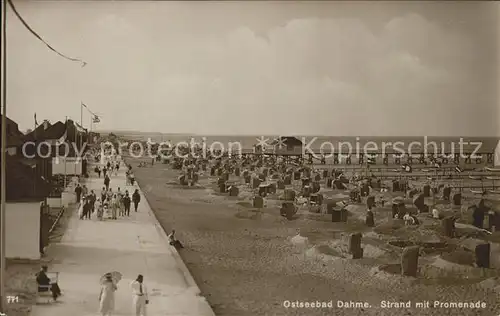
[6, 202, 41, 260]
[47, 197, 62, 208]
[62, 191, 76, 206]
[52, 157, 83, 176]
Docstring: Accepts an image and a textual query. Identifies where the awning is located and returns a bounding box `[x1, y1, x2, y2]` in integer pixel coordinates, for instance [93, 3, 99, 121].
[74, 122, 87, 133]
[44, 128, 68, 146]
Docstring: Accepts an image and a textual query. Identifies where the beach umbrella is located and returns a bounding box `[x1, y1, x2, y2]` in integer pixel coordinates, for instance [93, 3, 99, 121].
[100, 271, 122, 284]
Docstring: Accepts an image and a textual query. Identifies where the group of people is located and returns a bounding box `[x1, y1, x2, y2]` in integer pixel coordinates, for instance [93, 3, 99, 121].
[97, 186, 141, 220]
[37, 263, 150, 316]
[75, 160, 141, 221]
[99, 274, 149, 316]
[67, 152, 186, 316]
[94, 160, 120, 178]
[75, 183, 98, 219]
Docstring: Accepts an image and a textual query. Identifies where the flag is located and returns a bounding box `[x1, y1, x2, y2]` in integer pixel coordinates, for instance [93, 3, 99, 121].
[34, 113, 38, 126]
[455, 166, 463, 173]
[93, 115, 100, 123]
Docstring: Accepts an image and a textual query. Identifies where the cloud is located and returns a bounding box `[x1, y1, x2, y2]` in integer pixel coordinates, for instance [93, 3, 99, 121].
[137, 14, 483, 134]
[8, 8, 496, 135]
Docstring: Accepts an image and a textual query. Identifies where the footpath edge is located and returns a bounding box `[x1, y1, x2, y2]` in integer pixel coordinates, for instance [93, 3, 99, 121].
[135, 178, 216, 316]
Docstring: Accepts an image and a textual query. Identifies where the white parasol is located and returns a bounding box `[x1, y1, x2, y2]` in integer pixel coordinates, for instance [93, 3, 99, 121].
[100, 271, 122, 284]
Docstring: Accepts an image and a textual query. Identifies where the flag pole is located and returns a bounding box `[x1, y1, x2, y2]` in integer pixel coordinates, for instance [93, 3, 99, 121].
[64, 117, 67, 189]
[89, 115, 93, 144]
[80, 102, 83, 167]
[74, 119, 77, 175]
[33, 114, 37, 198]
[0, 0, 8, 310]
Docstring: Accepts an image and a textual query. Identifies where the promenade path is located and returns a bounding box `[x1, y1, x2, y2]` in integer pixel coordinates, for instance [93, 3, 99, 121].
[30, 161, 215, 316]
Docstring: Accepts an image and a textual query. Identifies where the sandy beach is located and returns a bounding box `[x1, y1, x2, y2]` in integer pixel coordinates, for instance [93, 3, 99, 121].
[131, 157, 500, 316]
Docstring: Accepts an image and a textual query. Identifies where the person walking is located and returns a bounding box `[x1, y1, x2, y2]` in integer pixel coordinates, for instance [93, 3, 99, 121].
[82, 185, 89, 197]
[123, 191, 131, 216]
[95, 165, 101, 178]
[115, 162, 120, 176]
[78, 198, 85, 220]
[103, 166, 107, 178]
[104, 175, 111, 191]
[111, 195, 118, 220]
[75, 184, 82, 203]
[126, 170, 131, 186]
[101, 187, 107, 203]
[99, 274, 117, 316]
[132, 189, 141, 212]
[90, 190, 97, 214]
[83, 198, 92, 220]
[107, 188, 113, 201]
[103, 197, 110, 219]
[130, 274, 148, 316]
[97, 199, 104, 221]
[117, 188, 124, 216]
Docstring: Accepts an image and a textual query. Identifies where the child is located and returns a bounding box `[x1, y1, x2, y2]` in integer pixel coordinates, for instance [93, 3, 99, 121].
[97, 199, 104, 221]
[78, 199, 85, 219]
[125, 172, 130, 186]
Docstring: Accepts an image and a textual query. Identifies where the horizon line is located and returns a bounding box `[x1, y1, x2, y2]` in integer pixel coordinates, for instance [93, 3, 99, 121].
[95, 129, 500, 138]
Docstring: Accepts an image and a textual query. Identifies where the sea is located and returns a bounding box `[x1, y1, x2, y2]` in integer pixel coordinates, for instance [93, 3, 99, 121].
[105, 132, 499, 155]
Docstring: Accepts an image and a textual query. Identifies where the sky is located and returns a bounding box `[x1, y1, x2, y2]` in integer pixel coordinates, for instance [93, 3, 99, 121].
[6, 1, 500, 136]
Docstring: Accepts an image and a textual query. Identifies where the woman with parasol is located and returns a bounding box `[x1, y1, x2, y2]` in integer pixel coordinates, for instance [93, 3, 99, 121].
[98, 272, 121, 316]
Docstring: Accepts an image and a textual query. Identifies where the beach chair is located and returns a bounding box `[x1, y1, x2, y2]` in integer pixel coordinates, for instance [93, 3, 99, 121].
[36, 272, 59, 304]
